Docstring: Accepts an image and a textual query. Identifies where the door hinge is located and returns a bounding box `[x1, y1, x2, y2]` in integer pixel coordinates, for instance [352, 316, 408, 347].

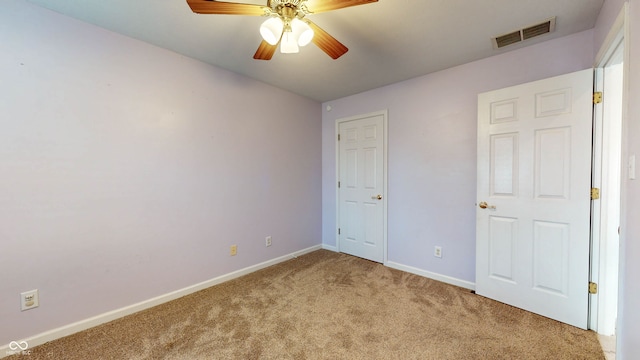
[338, 181, 341, 188]
[593, 92, 603, 104]
[338, 228, 341, 235]
[589, 282, 598, 294]
[591, 188, 600, 200]
[338, 134, 341, 141]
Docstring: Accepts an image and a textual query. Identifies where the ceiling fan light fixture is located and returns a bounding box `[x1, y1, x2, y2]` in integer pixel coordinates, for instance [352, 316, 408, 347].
[292, 18, 314, 46]
[260, 17, 284, 45]
[280, 31, 299, 53]
[186, 0, 374, 60]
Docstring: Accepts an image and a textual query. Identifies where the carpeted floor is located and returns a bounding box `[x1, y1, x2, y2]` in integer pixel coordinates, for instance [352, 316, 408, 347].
[9, 250, 604, 359]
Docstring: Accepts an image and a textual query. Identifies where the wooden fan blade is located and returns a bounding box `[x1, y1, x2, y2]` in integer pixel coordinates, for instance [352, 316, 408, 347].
[304, 0, 378, 13]
[253, 40, 278, 60]
[186, 0, 268, 15]
[307, 21, 348, 59]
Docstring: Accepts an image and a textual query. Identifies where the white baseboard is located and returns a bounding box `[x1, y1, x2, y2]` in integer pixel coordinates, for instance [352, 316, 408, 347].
[320, 246, 474, 291]
[385, 261, 476, 291]
[0, 245, 322, 358]
[321, 244, 338, 252]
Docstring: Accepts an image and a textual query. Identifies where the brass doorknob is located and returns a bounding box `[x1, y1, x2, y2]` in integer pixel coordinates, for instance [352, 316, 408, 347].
[372, 194, 383, 200]
[478, 202, 496, 210]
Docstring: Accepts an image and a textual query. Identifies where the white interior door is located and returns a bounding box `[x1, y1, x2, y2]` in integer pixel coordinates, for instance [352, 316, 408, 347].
[476, 69, 593, 329]
[338, 112, 386, 263]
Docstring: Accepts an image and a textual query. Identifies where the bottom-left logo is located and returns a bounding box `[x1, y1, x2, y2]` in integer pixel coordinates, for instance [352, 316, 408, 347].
[7, 341, 31, 356]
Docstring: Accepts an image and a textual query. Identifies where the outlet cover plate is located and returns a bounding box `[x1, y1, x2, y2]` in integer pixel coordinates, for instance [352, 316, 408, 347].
[434, 246, 443, 258]
[21, 289, 39, 311]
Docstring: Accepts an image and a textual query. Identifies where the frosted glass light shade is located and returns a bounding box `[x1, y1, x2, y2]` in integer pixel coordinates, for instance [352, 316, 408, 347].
[291, 18, 314, 46]
[260, 17, 284, 45]
[280, 31, 299, 53]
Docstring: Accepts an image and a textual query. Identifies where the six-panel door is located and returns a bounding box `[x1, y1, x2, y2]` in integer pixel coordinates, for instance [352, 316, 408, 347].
[338, 113, 385, 263]
[476, 69, 593, 329]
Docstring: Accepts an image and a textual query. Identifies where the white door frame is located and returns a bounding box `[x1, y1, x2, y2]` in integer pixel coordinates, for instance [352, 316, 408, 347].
[335, 110, 389, 264]
[589, 3, 629, 335]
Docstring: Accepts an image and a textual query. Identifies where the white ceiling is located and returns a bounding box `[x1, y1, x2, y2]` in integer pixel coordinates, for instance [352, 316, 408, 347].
[25, 0, 604, 102]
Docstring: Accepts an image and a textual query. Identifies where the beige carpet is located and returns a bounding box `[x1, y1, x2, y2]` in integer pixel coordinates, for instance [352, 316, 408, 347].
[10, 250, 604, 359]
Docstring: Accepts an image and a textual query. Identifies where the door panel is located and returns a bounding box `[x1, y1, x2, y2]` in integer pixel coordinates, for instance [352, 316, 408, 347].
[535, 127, 571, 198]
[338, 113, 385, 263]
[476, 69, 593, 329]
[532, 221, 570, 295]
[490, 133, 519, 196]
[489, 216, 518, 282]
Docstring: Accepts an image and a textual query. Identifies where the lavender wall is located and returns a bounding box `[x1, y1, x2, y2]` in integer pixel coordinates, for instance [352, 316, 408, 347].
[0, 0, 321, 345]
[322, 30, 594, 283]
[594, 0, 627, 51]
[593, 0, 640, 357]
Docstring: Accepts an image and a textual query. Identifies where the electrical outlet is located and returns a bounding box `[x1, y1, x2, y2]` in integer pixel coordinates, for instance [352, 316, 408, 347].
[265, 236, 272, 247]
[230, 245, 237, 256]
[21, 289, 39, 311]
[434, 246, 443, 258]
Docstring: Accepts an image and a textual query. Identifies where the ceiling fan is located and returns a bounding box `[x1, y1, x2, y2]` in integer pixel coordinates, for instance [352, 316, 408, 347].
[186, 0, 378, 60]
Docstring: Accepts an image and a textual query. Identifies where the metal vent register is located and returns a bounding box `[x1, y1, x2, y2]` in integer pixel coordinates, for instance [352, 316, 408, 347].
[493, 17, 556, 49]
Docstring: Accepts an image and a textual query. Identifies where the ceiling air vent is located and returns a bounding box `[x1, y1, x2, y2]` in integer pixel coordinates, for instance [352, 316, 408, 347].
[494, 31, 522, 48]
[492, 17, 556, 49]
